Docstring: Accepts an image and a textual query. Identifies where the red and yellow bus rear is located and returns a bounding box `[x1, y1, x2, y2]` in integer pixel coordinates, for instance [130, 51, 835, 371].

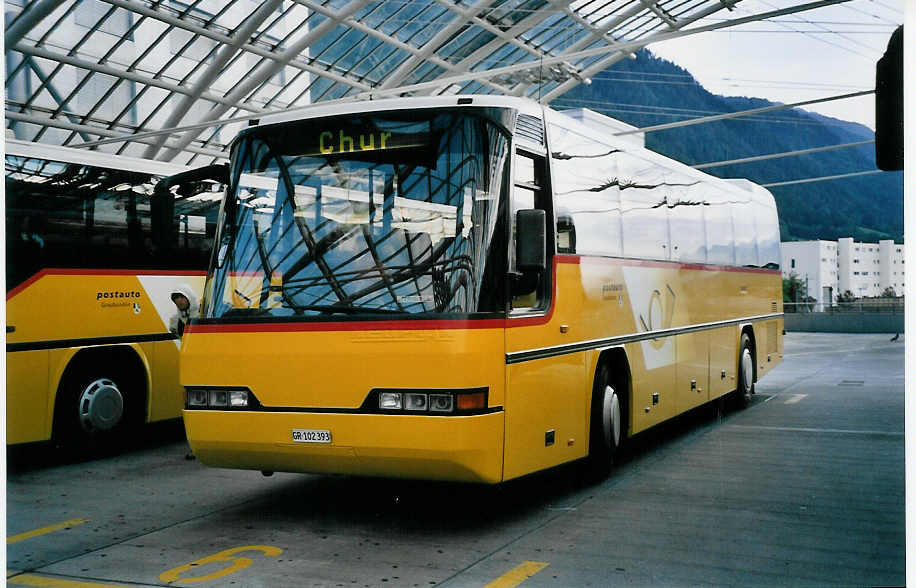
[6, 141, 222, 446]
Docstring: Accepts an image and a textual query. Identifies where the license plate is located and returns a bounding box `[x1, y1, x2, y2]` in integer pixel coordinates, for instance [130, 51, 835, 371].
[291, 429, 331, 444]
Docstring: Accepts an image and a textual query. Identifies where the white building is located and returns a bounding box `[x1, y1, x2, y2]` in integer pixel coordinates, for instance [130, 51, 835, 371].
[782, 238, 905, 304]
[781, 240, 839, 305]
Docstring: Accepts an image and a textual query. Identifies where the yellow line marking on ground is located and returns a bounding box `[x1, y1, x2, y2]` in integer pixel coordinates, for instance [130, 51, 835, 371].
[7, 519, 90, 544]
[784, 394, 807, 404]
[7, 573, 128, 587]
[484, 561, 550, 588]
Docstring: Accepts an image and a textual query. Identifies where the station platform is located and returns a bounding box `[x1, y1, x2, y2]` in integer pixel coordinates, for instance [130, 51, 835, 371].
[7, 332, 905, 587]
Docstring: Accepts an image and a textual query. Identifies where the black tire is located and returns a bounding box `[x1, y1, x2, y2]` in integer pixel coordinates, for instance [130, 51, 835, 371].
[585, 362, 625, 480]
[53, 364, 134, 447]
[734, 333, 755, 409]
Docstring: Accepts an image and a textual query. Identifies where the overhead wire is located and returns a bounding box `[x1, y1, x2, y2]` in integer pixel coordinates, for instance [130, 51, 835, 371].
[758, 0, 888, 59]
[840, 0, 903, 24]
[585, 74, 869, 91]
[550, 102, 868, 128]
[866, 0, 904, 16]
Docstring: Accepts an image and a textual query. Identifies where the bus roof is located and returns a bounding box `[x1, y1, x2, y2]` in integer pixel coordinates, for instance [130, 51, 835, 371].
[251, 95, 544, 129]
[243, 96, 777, 210]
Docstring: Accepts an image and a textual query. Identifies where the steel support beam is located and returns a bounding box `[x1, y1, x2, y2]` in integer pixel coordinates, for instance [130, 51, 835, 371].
[762, 169, 884, 188]
[423, 8, 556, 96]
[24, 57, 93, 143]
[640, 0, 677, 27]
[11, 42, 268, 114]
[5, 111, 228, 160]
[142, 0, 283, 160]
[297, 0, 512, 95]
[99, 0, 371, 97]
[615, 90, 874, 135]
[518, 0, 648, 97]
[359, 0, 851, 101]
[158, 0, 374, 162]
[377, 0, 500, 90]
[540, 0, 737, 102]
[693, 140, 874, 169]
[4, 0, 67, 47]
[431, 0, 550, 61]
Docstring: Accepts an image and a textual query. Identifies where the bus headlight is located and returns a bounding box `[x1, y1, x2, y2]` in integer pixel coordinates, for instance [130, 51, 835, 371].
[229, 390, 249, 408]
[429, 394, 454, 413]
[369, 390, 486, 414]
[379, 392, 402, 410]
[208, 389, 228, 408]
[187, 389, 208, 407]
[185, 387, 257, 410]
[404, 393, 428, 411]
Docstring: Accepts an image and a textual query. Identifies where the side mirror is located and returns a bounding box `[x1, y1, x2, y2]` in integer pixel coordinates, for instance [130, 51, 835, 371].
[153, 163, 229, 252]
[516, 209, 546, 273]
[875, 25, 903, 171]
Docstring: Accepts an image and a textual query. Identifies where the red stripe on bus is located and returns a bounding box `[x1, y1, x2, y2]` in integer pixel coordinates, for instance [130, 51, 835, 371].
[6, 268, 207, 300]
[187, 318, 507, 334]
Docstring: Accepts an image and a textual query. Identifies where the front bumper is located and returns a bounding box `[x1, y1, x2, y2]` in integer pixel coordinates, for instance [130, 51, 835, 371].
[184, 409, 505, 484]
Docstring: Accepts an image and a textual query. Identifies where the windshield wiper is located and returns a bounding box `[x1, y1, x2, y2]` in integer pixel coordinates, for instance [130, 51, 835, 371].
[221, 307, 272, 317]
[290, 304, 406, 315]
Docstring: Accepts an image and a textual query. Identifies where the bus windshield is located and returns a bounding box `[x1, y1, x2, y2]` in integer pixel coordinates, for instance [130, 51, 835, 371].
[203, 110, 511, 319]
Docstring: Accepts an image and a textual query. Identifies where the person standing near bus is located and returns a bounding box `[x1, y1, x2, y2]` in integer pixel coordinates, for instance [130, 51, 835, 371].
[170, 285, 198, 337]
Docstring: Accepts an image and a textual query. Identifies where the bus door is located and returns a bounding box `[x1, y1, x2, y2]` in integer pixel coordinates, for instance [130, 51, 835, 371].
[503, 147, 587, 480]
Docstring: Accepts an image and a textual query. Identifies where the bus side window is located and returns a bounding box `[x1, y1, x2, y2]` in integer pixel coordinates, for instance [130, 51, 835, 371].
[706, 188, 735, 266]
[548, 122, 622, 257]
[620, 154, 670, 261]
[7, 212, 46, 288]
[754, 197, 781, 269]
[153, 165, 227, 270]
[511, 150, 549, 311]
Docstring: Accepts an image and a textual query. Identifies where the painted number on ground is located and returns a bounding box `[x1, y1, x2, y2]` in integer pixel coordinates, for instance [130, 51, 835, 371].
[7, 518, 90, 544]
[485, 561, 550, 588]
[159, 545, 282, 584]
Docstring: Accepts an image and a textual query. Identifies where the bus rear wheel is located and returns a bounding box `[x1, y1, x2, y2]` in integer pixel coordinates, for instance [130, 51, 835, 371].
[77, 378, 124, 433]
[734, 333, 755, 409]
[54, 367, 133, 446]
[586, 363, 624, 480]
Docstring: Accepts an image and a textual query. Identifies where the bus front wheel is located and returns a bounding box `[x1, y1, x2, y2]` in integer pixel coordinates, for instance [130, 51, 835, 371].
[586, 363, 623, 479]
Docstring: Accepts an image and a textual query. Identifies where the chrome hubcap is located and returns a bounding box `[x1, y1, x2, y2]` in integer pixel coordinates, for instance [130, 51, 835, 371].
[741, 349, 754, 396]
[78, 378, 124, 432]
[602, 385, 620, 449]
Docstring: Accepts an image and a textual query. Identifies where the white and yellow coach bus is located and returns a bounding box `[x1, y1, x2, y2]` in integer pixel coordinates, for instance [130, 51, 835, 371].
[6, 140, 224, 445]
[181, 96, 783, 483]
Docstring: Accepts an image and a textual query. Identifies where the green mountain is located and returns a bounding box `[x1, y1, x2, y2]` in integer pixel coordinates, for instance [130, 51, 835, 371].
[553, 50, 904, 243]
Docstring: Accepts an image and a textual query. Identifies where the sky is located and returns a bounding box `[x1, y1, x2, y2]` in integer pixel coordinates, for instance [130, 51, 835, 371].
[647, 0, 904, 130]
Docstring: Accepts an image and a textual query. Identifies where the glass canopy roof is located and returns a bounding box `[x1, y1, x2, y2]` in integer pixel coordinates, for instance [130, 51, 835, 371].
[5, 0, 767, 165]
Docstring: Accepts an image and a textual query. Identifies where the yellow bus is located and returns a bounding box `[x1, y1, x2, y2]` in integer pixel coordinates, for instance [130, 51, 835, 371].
[6, 140, 224, 446]
[181, 97, 783, 483]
